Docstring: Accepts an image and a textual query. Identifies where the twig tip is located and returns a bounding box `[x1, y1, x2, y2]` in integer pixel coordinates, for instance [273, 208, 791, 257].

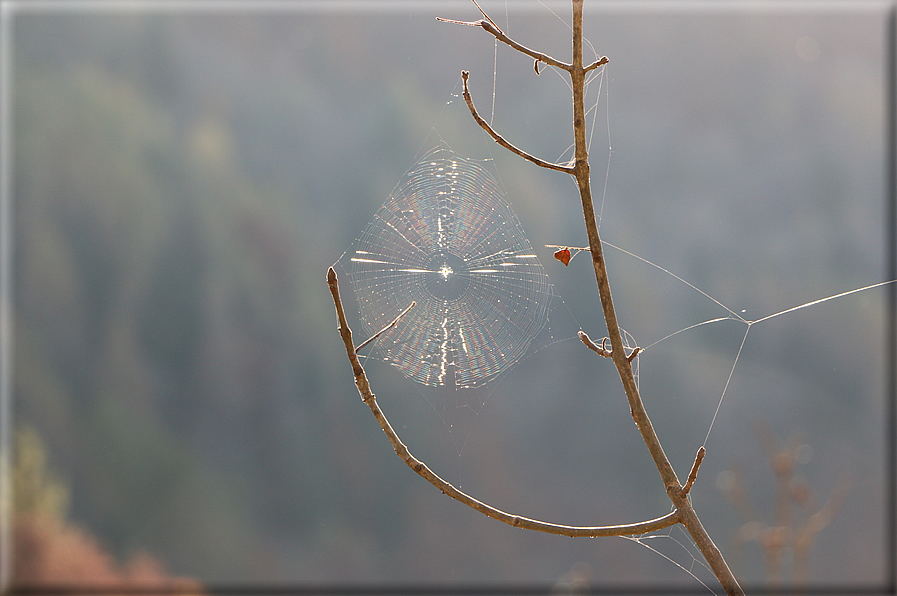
[680, 445, 707, 497]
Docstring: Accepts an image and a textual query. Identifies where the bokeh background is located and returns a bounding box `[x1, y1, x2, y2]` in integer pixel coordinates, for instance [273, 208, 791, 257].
[5, 0, 894, 591]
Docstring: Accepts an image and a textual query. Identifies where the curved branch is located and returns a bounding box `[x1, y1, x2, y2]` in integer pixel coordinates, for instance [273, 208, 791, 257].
[327, 267, 680, 538]
[462, 72, 574, 174]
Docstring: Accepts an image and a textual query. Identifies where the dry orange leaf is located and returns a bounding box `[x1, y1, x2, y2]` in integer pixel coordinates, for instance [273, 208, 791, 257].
[554, 248, 571, 266]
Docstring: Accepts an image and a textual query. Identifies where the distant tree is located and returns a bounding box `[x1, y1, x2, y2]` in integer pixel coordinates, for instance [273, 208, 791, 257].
[12, 424, 204, 593]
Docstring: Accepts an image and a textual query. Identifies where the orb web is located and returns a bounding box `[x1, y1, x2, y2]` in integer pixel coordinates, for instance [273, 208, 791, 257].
[346, 147, 554, 388]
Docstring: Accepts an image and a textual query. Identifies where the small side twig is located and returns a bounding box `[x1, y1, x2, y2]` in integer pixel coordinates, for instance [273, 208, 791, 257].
[579, 330, 640, 362]
[436, 0, 504, 35]
[475, 20, 573, 72]
[579, 330, 612, 357]
[680, 446, 706, 497]
[585, 56, 610, 72]
[462, 72, 574, 174]
[355, 301, 416, 353]
[469, 0, 502, 33]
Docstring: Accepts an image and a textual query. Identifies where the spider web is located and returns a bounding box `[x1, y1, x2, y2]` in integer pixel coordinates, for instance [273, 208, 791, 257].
[342, 146, 555, 389]
[333, 3, 892, 589]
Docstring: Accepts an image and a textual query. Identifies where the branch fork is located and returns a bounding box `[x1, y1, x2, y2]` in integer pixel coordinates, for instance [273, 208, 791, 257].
[437, 5, 608, 75]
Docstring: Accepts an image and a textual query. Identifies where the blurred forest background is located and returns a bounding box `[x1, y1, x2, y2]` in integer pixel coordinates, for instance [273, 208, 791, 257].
[6, 0, 893, 590]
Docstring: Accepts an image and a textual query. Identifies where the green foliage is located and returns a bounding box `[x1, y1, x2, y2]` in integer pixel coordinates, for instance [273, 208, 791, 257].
[14, 43, 309, 575]
[14, 424, 69, 521]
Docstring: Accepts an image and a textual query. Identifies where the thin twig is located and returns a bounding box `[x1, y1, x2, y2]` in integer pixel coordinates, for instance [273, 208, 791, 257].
[585, 56, 610, 72]
[546, 244, 589, 251]
[579, 330, 640, 362]
[437, 18, 571, 72]
[471, 0, 502, 33]
[354, 301, 415, 353]
[477, 19, 572, 71]
[328, 267, 680, 537]
[462, 71, 574, 174]
[436, 18, 486, 28]
[579, 330, 612, 357]
[680, 446, 706, 497]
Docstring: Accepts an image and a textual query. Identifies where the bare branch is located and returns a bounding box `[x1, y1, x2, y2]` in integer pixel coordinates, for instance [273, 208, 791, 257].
[462, 72, 574, 174]
[471, 0, 503, 33]
[568, 3, 741, 593]
[438, 0, 606, 73]
[437, 15, 571, 72]
[680, 446, 706, 497]
[327, 267, 680, 538]
[355, 301, 415, 353]
[585, 56, 610, 72]
[477, 20, 572, 71]
[435, 18, 486, 28]
[327, 267, 366, 383]
[579, 330, 640, 362]
[579, 330, 612, 357]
